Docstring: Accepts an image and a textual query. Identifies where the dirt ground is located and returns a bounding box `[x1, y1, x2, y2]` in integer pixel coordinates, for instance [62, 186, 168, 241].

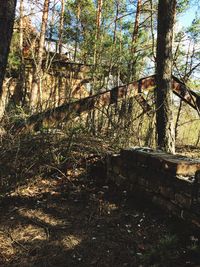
[0, 166, 200, 267]
[0, 133, 200, 267]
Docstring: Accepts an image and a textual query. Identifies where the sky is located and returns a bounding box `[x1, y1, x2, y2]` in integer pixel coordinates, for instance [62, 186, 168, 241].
[17, 0, 199, 32]
[178, 5, 199, 28]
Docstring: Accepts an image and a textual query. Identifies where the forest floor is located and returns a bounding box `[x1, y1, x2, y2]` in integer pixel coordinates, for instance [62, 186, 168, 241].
[0, 132, 200, 267]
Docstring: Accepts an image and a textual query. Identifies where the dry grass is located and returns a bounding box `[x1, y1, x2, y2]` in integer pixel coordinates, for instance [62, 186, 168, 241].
[0, 129, 200, 266]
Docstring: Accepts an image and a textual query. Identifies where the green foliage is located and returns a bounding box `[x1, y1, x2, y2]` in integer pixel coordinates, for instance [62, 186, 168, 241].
[177, 0, 190, 13]
[187, 16, 200, 40]
[7, 31, 21, 75]
[61, 0, 151, 80]
[45, 0, 199, 87]
[63, 0, 96, 54]
[6, 104, 29, 126]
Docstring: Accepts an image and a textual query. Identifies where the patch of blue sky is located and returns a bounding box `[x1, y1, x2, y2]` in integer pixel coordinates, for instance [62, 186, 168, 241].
[178, 5, 199, 28]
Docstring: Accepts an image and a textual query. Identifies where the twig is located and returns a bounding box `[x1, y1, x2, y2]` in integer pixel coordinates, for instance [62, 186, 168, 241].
[26, 218, 50, 240]
[6, 230, 28, 251]
[45, 164, 76, 187]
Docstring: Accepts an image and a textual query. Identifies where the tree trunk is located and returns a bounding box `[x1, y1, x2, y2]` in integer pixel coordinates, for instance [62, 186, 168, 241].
[93, 0, 103, 65]
[18, 0, 25, 105]
[113, 1, 119, 45]
[0, 0, 17, 96]
[58, 0, 65, 55]
[129, 0, 142, 81]
[30, 0, 50, 112]
[156, 0, 176, 154]
[0, 0, 17, 120]
[74, 1, 81, 62]
[131, 0, 142, 50]
[49, 0, 56, 41]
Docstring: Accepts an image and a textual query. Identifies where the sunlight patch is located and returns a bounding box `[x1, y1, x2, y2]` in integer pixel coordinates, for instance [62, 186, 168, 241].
[18, 208, 69, 228]
[61, 235, 82, 249]
[10, 176, 58, 198]
[0, 230, 15, 260]
[12, 224, 47, 243]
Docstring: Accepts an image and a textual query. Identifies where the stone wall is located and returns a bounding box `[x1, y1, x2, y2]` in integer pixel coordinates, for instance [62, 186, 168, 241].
[104, 148, 200, 227]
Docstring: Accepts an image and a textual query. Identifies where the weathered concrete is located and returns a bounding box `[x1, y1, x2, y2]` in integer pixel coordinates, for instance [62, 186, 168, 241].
[104, 147, 200, 227]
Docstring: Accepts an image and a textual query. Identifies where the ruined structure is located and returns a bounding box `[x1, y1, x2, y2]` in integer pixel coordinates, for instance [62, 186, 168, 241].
[104, 148, 200, 227]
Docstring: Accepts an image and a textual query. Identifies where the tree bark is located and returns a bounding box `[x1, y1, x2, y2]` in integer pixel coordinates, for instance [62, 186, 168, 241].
[19, 0, 24, 53]
[0, 0, 17, 120]
[18, 0, 25, 105]
[30, 0, 50, 112]
[58, 0, 65, 55]
[129, 0, 142, 81]
[131, 0, 142, 50]
[156, 0, 176, 154]
[93, 0, 103, 65]
[0, 0, 17, 96]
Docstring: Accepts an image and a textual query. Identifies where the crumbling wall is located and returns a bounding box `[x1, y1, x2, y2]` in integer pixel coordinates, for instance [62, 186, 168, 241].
[105, 148, 200, 227]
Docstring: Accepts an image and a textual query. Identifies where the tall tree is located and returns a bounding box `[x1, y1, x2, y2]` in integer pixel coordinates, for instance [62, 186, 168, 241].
[93, 0, 103, 65]
[129, 0, 142, 81]
[30, 0, 50, 112]
[58, 0, 65, 55]
[18, 0, 25, 104]
[156, 0, 176, 153]
[131, 0, 142, 50]
[0, 0, 17, 96]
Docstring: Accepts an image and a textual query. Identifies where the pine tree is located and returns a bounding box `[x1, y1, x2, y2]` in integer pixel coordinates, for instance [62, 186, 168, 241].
[156, 0, 176, 153]
[0, 0, 17, 96]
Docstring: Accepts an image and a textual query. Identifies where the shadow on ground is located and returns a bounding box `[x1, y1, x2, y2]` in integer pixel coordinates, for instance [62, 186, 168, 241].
[0, 164, 200, 267]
